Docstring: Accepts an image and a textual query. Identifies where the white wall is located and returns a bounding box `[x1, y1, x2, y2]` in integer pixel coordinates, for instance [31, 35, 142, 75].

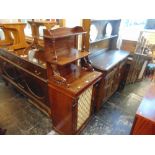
[65, 19, 82, 27]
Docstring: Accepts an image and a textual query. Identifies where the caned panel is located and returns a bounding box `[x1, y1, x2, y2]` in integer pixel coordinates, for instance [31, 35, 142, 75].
[77, 86, 93, 130]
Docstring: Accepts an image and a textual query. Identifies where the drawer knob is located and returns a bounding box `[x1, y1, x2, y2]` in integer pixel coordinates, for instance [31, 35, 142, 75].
[35, 70, 41, 76]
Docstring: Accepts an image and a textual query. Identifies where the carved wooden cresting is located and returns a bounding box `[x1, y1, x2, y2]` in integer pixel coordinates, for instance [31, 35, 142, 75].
[44, 26, 102, 134]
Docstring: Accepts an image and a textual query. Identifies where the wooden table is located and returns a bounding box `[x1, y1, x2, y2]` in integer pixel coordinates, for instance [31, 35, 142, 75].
[131, 84, 155, 135]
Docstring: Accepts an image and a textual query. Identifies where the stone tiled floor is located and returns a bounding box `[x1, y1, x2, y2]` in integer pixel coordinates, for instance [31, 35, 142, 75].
[0, 77, 151, 135]
[82, 80, 151, 135]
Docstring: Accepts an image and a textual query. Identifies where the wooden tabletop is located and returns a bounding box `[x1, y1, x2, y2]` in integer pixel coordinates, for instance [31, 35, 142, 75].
[89, 50, 130, 71]
[137, 84, 155, 122]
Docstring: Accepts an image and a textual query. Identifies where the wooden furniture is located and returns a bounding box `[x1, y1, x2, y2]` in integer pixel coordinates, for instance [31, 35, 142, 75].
[83, 19, 121, 52]
[0, 23, 28, 50]
[126, 53, 151, 84]
[0, 22, 53, 116]
[26, 20, 57, 47]
[131, 84, 155, 135]
[125, 30, 155, 84]
[92, 50, 129, 111]
[0, 24, 14, 46]
[43, 27, 102, 134]
[0, 26, 102, 134]
[0, 48, 50, 116]
[83, 19, 130, 111]
[121, 39, 137, 53]
[135, 30, 155, 56]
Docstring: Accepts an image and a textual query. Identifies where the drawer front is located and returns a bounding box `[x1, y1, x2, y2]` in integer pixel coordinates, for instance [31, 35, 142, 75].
[0, 58, 49, 107]
[21, 61, 47, 79]
[104, 67, 119, 99]
[0, 49, 47, 79]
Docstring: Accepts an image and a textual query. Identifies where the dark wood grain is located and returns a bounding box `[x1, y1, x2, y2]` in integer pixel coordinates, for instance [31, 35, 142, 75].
[90, 50, 130, 71]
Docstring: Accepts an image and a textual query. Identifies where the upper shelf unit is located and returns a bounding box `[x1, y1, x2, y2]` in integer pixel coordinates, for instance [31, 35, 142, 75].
[82, 19, 121, 54]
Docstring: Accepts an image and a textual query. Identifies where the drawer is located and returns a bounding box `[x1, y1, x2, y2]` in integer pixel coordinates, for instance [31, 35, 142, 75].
[0, 49, 47, 79]
[21, 61, 47, 79]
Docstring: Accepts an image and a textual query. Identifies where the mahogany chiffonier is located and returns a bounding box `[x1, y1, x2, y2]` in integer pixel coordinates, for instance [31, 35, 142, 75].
[43, 27, 102, 134]
[0, 23, 102, 134]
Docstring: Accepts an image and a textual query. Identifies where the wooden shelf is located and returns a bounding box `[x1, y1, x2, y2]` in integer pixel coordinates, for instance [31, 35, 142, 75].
[90, 35, 118, 44]
[51, 49, 89, 66]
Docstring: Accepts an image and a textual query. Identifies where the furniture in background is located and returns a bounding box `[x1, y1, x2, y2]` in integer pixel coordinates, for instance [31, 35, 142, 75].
[131, 84, 155, 135]
[0, 24, 14, 46]
[125, 30, 155, 84]
[121, 39, 137, 54]
[0, 23, 28, 50]
[126, 53, 151, 84]
[83, 19, 130, 111]
[25, 19, 58, 47]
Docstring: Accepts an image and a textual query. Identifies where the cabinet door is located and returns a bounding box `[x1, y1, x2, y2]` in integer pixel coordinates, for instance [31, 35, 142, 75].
[0, 59, 49, 108]
[22, 72, 49, 107]
[76, 85, 93, 131]
[1, 61, 20, 81]
[104, 68, 117, 99]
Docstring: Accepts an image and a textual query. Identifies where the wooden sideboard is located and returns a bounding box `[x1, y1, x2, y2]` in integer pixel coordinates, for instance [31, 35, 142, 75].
[90, 50, 130, 111]
[83, 19, 130, 111]
[0, 48, 50, 116]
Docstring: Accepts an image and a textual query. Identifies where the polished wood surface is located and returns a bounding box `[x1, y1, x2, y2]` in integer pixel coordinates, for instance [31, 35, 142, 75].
[131, 84, 155, 135]
[47, 49, 89, 66]
[90, 50, 130, 71]
[137, 84, 155, 121]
